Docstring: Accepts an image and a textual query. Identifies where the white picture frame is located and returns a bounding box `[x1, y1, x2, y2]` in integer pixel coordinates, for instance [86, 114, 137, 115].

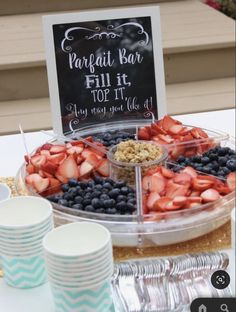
[43, 5, 166, 135]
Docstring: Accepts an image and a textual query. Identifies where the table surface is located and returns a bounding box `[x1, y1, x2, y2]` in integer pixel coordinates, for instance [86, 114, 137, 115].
[0, 109, 235, 311]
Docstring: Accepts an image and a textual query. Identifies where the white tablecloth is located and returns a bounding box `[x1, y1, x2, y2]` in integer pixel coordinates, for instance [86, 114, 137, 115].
[0, 109, 235, 311]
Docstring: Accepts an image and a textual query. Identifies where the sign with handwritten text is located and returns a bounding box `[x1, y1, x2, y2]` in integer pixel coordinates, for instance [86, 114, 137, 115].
[43, 7, 166, 134]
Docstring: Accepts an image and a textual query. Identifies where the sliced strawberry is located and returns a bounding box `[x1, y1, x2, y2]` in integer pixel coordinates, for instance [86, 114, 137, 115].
[40, 150, 51, 157]
[55, 173, 68, 184]
[166, 180, 189, 198]
[188, 196, 202, 204]
[184, 147, 198, 158]
[96, 159, 109, 177]
[214, 179, 231, 195]
[41, 161, 58, 175]
[25, 173, 41, 185]
[144, 166, 161, 176]
[190, 190, 201, 197]
[181, 166, 198, 179]
[86, 153, 100, 167]
[48, 153, 67, 165]
[67, 146, 84, 155]
[50, 145, 66, 154]
[76, 155, 84, 165]
[31, 154, 47, 169]
[158, 134, 174, 144]
[168, 124, 183, 135]
[201, 188, 221, 202]
[79, 161, 94, 177]
[191, 127, 208, 139]
[165, 200, 182, 211]
[182, 133, 194, 142]
[179, 127, 190, 135]
[81, 148, 93, 159]
[70, 141, 84, 147]
[142, 173, 166, 194]
[41, 143, 53, 150]
[170, 145, 186, 160]
[173, 196, 187, 207]
[147, 192, 160, 210]
[151, 121, 167, 134]
[227, 172, 236, 192]
[162, 115, 181, 131]
[33, 177, 50, 193]
[39, 170, 53, 178]
[188, 202, 201, 208]
[56, 155, 79, 182]
[142, 194, 149, 214]
[192, 178, 214, 191]
[151, 136, 168, 145]
[48, 178, 61, 194]
[154, 197, 172, 211]
[26, 163, 35, 174]
[160, 167, 175, 179]
[173, 173, 192, 185]
[138, 127, 150, 140]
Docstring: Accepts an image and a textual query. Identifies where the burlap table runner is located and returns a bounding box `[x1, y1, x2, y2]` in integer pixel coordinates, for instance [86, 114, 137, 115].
[0, 177, 231, 267]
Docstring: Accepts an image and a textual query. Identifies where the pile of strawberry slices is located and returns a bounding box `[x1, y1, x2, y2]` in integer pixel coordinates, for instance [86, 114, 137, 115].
[25, 137, 109, 196]
[143, 165, 235, 214]
[138, 115, 214, 159]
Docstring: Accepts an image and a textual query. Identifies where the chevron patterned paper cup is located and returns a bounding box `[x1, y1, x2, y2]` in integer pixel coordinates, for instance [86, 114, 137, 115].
[51, 280, 113, 312]
[0, 196, 53, 288]
[1, 254, 47, 289]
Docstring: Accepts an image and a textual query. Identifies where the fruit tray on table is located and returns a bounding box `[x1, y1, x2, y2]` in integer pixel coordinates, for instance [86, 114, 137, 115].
[15, 116, 236, 248]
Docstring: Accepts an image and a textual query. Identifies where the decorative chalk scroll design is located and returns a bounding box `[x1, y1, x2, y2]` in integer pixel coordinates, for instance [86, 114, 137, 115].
[143, 111, 155, 123]
[61, 22, 149, 53]
[69, 118, 80, 132]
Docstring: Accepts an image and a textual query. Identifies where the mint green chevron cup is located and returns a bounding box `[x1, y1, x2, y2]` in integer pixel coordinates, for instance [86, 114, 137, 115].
[51, 280, 113, 312]
[1, 254, 47, 289]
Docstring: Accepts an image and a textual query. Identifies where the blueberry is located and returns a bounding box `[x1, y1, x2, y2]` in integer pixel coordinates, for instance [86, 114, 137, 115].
[103, 200, 111, 208]
[104, 178, 114, 185]
[120, 187, 129, 195]
[218, 157, 227, 166]
[68, 179, 78, 187]
[63, 193, 74, 201]
[72, 204, 83, 210]
[83, 199, 91, 206]
[226, 159, 236, 171]
[117, 195, 127, 202]
[229, 150, 236, 156]
[114, 180, 126, 188]
[47, 195, 61, 203]
[74, 196, 83, 204]
[94, 176, 104, 184]
[86, 187, 93, 192]
[103, 182, 112, 190]
[201, 157, 210, 165]
[177, 156, 186, 163]
[103, 133, 112, 141]
[80, 182, 88, 189]
[223, 167, 231, 175]
[201, 167, 211, 174]
[84, 205, 95, 212]
[58, 199, 68, 206]
[95, 184, 103, 190]
[109, 188, 120, 198]
[106, 208, 117, 214]
[209, 153, 218, 161]
[218, 147, 228, 156]
[100, 194, 110, 201]
[61, 184, 70, 192]
[128, 198, 136, 205]
[116, 201, 127, 210]
[217, 170, 225, 177]
[210, 170, 217, 176]
[127, 192, 135, 198]
[192, 155, 202, 163]
[96, 208, 105, 214]
[126, 203, 136, 212]
[91, 198, 101, 208]
[87, 181, 95, 187]
[212, 163, 219, 171]
[68, 187, 77, 196]
[84, 193, 92, 199]
[230, 154, 236, 160]
[91, 191, 102, 199]
[67, 200, 74, 208]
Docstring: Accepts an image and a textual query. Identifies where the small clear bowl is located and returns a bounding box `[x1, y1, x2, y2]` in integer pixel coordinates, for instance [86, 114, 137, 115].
[107, 141, 168, 188]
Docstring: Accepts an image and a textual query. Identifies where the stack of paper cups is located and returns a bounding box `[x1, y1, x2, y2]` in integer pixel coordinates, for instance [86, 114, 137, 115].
[43, 222, 114, 312]
[0, 196, 53, 288]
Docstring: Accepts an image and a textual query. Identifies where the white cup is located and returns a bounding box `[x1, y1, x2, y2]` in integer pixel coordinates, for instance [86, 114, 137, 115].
[0, 196, 53, 230]
[0, 184, 11, 202]
[43, 222, 111, 259]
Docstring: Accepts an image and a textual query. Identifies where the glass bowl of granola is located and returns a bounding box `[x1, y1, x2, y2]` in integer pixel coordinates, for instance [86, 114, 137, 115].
[107, 140, 168, 188]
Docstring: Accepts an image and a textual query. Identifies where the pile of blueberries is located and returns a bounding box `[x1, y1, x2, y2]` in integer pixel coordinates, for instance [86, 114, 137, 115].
[176, 146, 236, 179]
[47, 177, 136, 215]
[92, 130, 135, 148]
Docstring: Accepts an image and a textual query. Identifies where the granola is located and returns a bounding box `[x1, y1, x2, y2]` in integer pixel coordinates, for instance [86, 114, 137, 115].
[113, 140, 163, 163]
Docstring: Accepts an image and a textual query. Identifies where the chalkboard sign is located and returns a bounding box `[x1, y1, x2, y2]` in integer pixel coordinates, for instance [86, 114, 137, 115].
[43, 6, 166, 134]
